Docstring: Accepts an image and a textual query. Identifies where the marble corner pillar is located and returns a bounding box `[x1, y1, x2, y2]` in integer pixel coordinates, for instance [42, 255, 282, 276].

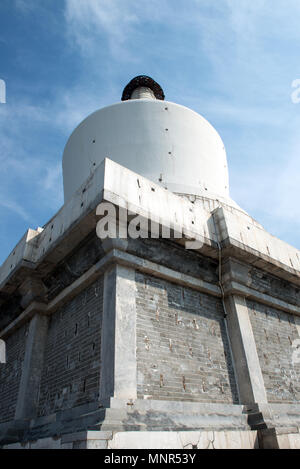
[99, 264, 137, 404]
[224, 294, 268, 405]
[14, 308, 49, 420]
[14, 276, 49, 420]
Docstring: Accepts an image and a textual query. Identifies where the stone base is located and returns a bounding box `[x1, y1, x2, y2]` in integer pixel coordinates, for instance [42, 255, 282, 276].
[1, 399, 300, 449]
[2, 430, 259, 449]
[4, 429, 300, 449]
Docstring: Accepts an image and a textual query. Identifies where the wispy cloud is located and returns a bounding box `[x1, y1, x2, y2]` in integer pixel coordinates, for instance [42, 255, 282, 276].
[0, 199, 31, 222]
[14, 0, 36, 13]
[65, 0, 141, 60]
[0, 98, 63, 223]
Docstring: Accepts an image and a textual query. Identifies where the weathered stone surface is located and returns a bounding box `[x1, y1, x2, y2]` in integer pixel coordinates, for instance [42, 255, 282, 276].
[2, 429, 258, 449]
[100, 264, 137, 403]
[224, 295, 267, 404]
[107, 430, 258, 449]
[15, 312, 49, 420]
[277, 432, 300, 449]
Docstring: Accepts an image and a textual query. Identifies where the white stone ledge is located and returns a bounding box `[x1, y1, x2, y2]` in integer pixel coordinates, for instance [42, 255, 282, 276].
[2, 158, 299, 298]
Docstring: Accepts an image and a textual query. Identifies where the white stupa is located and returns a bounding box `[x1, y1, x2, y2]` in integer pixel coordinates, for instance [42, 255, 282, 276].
[1, 76, 300, 450]
[62, 75, 241, 211]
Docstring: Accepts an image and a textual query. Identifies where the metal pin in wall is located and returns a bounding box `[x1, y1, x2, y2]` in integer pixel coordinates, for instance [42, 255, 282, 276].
[160, 374, 164, 387]
[182, 376, 186, 391]
[144, 336, 150, 351]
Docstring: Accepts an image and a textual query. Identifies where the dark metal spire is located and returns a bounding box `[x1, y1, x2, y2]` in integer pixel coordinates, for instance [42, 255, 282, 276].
[121, 75, 165, 101]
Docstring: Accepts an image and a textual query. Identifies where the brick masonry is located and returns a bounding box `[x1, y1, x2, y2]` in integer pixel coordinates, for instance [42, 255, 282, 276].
[37, 277, 103, 417]
[1, 237, 300, 432]
[0, 323, 28, 423]
[248, 265, 300, 307]
[135, 271, 238, 403]
[0, 293, 22, 332]
[247, 299, 300, 403]
[44, 233, 105, 302]
[127, 237, 218, 284]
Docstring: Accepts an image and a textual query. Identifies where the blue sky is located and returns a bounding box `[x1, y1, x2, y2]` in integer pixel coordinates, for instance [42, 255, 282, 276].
[0, 0, 300, 264]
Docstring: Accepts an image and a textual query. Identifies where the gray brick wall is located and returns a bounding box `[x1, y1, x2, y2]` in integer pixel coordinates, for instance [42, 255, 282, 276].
[247, 300, 300, 403]
[135, 272, 238, 403]
[37, 277, 103, 417]
[127, 238, 219, 284]
[44, 233, 105, 302]
[0, 323, 28, 423]
[248, 266, 300, 307]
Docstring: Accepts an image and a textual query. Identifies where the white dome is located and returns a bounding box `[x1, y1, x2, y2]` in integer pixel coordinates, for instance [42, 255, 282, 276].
[62, 99, 230, 203]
